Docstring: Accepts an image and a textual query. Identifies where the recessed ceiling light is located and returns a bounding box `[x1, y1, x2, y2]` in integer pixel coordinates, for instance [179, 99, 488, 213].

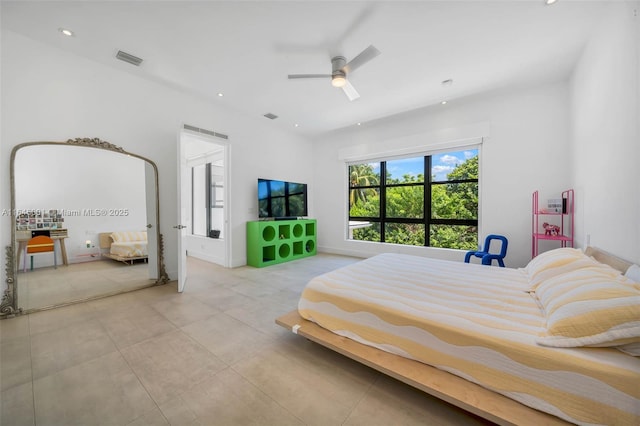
[294, 123, 299, 128]
[441, 101, 448, 105]
[217, 92, 224, 97]
[357, 122, 362, 126]
[545, 0, 558, 5]
[58, 28, 74, 37]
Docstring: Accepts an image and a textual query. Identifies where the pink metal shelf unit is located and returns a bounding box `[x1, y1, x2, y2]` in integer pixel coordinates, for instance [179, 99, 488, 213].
[531, 189, 574, 258]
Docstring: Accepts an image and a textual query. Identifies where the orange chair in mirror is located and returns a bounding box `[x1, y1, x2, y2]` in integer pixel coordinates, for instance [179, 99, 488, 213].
[23, 235, 57, 272]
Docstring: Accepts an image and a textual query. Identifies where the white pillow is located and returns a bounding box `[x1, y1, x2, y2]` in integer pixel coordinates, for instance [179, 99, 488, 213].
[625, 264, 640, 283]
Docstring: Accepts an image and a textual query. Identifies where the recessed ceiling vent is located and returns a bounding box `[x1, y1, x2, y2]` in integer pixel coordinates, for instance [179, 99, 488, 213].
[183, 124, 229, 140]
[263, 113, 278, 120]
[115, 50, 143, 66]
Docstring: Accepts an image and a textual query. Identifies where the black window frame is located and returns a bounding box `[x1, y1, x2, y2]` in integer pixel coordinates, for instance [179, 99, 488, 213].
[348, 152, 479, 248]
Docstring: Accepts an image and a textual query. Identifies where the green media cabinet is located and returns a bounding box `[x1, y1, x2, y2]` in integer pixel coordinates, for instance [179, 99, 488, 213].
[246, 219, 317, 267]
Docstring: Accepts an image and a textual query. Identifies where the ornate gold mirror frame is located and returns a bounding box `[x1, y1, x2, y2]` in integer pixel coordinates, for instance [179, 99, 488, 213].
[1, 138, 169, 317]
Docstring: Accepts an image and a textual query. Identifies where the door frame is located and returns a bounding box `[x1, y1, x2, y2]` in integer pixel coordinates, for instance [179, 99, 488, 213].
[177, 127, 231, 292]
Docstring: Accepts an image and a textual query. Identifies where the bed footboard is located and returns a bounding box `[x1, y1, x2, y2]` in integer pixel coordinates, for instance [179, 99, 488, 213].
[276, 310, 569, 426]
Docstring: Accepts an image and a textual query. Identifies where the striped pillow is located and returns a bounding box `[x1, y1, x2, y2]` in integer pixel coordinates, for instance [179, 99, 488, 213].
[534, 266, 640, 348]
[525, 248, 599, 289]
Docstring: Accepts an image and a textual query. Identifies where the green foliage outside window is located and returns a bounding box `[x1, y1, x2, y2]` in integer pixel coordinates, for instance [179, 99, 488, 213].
[385, 223, 425, 246]
[349, 152, 478, 250]
[349, 163, 380, 217]
[386, 184, 424, 218]
[430, 224, 478, 250]
[352, 222, 381, 242]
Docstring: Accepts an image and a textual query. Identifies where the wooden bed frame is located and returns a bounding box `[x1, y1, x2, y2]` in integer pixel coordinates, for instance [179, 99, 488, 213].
[275, 247, 633, 426]
[98, 232, 148, 265]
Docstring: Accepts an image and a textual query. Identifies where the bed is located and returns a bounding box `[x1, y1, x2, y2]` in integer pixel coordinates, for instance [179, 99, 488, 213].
[98, 231, 148, 264]
[276, 247, 640, 425]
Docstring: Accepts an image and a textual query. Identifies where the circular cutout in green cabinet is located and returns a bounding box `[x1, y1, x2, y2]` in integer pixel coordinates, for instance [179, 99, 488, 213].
[305, 239, 315, 253]
[262, 225, 276, 242]
[293, 223, 303, 238]
[279, 243, 291, 258]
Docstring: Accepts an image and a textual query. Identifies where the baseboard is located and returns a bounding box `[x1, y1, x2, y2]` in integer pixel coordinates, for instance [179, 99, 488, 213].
[317, 245, 369, 259]
[186, 250, 225, 267]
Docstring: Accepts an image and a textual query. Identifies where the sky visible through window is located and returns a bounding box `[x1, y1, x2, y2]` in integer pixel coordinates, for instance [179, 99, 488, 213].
[384, 149, 478, 181]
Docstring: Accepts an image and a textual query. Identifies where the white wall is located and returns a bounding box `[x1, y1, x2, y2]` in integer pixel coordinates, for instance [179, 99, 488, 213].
[1, 30, 315, 295]
[570, 2, 639, 264]
[313, 81, 571, 268]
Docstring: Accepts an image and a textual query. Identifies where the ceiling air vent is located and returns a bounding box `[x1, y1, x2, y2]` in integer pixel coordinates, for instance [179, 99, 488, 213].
[263, 113, 278, 120]
[115, 50, 143, 66]
[183, 124, 229, 140]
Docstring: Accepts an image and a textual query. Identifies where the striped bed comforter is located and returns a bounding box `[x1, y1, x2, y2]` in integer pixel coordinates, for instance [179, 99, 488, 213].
[298, 253, 640, 425]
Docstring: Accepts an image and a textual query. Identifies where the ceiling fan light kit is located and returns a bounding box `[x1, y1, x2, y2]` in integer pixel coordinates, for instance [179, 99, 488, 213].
[288, 45, 381, 101]
[331, 72, 347, 88]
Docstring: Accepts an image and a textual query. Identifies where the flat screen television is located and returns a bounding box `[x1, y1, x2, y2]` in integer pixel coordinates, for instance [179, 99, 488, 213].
[258, 178, 308, 219]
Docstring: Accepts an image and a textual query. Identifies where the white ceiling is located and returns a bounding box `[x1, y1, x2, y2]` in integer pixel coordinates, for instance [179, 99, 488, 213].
[2, 1, 611, 137]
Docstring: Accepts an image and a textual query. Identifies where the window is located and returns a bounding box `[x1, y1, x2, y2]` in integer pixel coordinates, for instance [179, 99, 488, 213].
[348, 149, 478, 250]
[192, 162, 224, 238]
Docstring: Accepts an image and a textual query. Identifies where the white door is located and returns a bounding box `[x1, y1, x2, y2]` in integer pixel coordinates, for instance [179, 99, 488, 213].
[176, 131, 190, 292]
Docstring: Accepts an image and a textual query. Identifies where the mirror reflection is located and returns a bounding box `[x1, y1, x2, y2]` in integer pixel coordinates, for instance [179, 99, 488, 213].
[13, 143, 161, 312]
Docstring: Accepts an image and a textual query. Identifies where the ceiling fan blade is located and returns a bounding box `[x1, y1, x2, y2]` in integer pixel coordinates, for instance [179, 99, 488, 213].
[342, 80, 360, 101]
[288, 74, 331, 79]
[342, 45, 381, 74]
[328, 4, 376, 55]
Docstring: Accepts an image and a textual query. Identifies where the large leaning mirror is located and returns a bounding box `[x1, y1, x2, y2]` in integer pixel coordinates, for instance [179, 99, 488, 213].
[1, 138, 169, 316]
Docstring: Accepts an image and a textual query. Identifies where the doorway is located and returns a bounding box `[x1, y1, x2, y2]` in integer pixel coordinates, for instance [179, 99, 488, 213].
[178, 126, 230, 292]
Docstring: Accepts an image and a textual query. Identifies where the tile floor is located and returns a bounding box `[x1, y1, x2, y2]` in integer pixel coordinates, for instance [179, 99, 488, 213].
[1, 254, 493, 425]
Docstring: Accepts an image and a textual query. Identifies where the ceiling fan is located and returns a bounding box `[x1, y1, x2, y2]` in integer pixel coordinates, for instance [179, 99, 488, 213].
[287, 45, 381, 101]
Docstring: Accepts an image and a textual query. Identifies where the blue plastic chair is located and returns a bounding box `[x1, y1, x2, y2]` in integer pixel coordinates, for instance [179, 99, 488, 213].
[464, 234, 508, 267]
